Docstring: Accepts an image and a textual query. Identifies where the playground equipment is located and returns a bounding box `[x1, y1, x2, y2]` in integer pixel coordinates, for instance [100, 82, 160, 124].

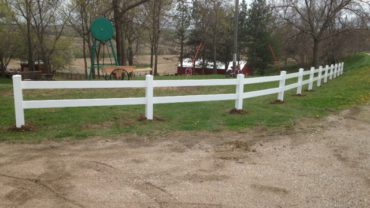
[89, 18, 151, 80]
[191, 43, 205, 75]
[269, 44, 281, 71]
[90, 17, 121, 79]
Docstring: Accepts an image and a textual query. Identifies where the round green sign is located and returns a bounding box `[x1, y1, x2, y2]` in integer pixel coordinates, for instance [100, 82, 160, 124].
[91, 17, 114, 42]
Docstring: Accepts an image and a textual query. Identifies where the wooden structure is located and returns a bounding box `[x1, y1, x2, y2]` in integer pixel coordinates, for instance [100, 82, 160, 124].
[102, 66, 136, 80]
[20, 62, 52, 80]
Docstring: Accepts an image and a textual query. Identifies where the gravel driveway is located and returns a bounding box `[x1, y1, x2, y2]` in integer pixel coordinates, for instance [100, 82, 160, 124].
[0, 106, 369, 208]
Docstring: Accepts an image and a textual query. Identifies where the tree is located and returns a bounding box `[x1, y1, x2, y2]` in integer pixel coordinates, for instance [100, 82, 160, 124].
[0, 28, 22, 75]
[243, 0, 276, 74]
[0, 1, 22, 75]
[140, 0, 172, 75]
[6, 0, 35, 71]
[69, 0, 91, 78]
[112, 0, 150, 66]
[210, 0, 223, 70]
[277, 0, 370, 66]
[238, 0, 248, 59]
[69, 0, 109, 78]
[189, 0, 233, 71]
[174, 0, 191, 70]
[6, 0, 73, 74]
[121, 5, 153, 66]
[29, 0, 71, 73]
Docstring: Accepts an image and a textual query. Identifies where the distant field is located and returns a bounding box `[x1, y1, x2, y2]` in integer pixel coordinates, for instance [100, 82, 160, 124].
[66, 55, 179, 75]
[8, 55, 180, 76]
[1, 54, 369, 141]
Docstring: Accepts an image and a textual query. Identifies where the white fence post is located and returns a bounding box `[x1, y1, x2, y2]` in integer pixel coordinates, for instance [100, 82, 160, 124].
[333, 64, 337, 79]
[339, 63, 342, 76]
[329, 64, 334, 80]
[341, 63, 344, 75]
[317, 66, 323, 87]
[145, 75, 154, 120]
[235, 74, 245, 110]
[277, 71, 287, 101]
[337, 63, 340, 77]
[296, 68, 304, 95]
[324, 65, 329, 83]
[308, 67, 315, 91]
[12, 75, 25, 128]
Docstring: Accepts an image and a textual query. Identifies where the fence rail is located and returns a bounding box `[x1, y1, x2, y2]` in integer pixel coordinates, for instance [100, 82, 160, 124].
[12, 63, 344, 128]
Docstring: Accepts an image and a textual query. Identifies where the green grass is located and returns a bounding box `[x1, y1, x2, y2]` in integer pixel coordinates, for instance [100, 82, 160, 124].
[0, 54, 369, 141]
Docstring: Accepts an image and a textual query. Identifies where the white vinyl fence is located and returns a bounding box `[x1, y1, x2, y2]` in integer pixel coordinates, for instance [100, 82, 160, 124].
[12, 63, 344, 128]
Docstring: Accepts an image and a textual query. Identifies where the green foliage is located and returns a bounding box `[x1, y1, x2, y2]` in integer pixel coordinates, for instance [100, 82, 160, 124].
[0, 2, 22, 72]
[242, 0, 278, 75]
[174, 0, 191, 40]
[4, 0, 73, 73]
[188, 0, 233, 64]
[174, 0, 191, 65]
[0, 54, 369, 141]
[0, 0, 11, 22]
[50, 38, 73, 71]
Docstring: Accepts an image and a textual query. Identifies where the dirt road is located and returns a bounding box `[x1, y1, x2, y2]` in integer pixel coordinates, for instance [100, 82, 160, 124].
[0, 106, 369, 208]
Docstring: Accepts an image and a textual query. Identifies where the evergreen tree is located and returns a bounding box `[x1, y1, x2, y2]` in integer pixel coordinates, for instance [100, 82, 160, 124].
[238, 0, 248, 60]
[243, 0, 275, 75]
[188, 0, 234, 71]
[174, 0, 191, 70]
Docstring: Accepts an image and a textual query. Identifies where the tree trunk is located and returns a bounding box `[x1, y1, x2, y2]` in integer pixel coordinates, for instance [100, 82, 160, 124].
[213, 36, 217, 72]
[121, 23, 127, 66]
[152, 0, 163, 76]
[153, 31, 159, 75]
[81, 6, 88, 79]
[82, 39, 88, 79]
[128, 38, 134, 65]
[153, 32, 159, 75]
[0, 55, 4, 76]
[115, 23, 122, 65]
[180, 34, 184, 70]
[150, 44, 154, 68]
[312, 38, 320, 67]
[151, 0, 157, 74]
[113, 0, 123, 65]
[26, 0, 34, 72]
[154, 50, 158, 76]
[135, 39, 140, 55]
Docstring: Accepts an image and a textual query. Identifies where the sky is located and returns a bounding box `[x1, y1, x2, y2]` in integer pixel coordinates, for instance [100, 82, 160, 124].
[231, 0, 253, 6]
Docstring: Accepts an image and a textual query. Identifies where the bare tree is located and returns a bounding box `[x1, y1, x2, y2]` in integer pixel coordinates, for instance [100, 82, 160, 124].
[29, 0, 72, 73]
[6, 0, 73, 73]
[0, 26, 21, 75]
[276, 0, 370, 66]
[152, 0, 162, 75]
[124, 7, 146, 66]
[112, 0, 150, 66]
[0, 1, 21, 75]
[142, 0, 172, 75]
[6, 0, 35, 71]
[69, 0, 108, 78]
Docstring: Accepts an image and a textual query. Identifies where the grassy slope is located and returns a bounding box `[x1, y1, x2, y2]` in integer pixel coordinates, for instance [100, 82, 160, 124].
[0, 54, 369, 141]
